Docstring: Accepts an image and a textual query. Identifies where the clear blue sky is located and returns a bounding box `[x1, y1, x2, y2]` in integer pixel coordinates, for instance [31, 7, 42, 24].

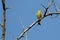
[0, 0, 60, 40]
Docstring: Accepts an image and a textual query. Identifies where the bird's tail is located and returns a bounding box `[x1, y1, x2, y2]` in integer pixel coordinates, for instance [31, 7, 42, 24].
[37, 20, 41, 25]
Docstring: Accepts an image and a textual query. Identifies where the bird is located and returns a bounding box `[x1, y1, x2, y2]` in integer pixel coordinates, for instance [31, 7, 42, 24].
[36, 10, 42, 25]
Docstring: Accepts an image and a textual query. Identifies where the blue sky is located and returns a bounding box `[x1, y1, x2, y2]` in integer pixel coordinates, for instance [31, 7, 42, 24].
[0, 0, 60, 40]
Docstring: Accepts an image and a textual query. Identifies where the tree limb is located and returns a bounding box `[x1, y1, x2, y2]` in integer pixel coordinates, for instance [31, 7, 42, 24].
[16, 12, 60, 40]
[17, 0, 60, 40]
[1, 0, 6, 40]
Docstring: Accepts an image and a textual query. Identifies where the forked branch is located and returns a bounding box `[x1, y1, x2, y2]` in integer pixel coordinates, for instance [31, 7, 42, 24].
[17, 12, 60, 40]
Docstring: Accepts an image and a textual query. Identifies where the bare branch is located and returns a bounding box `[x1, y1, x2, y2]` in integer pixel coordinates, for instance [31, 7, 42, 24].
[6, 7, 11, 10]
[26, 32, 28, 40]
[43, 0, 53, 17]
[52, 0, 59, 12]
[19, 16, 25, 29]
[16, 0, 60, 40]
[16, 12, 60, 40]
[41, 4, 46, 9]
[2, 0, 6, 10]
[1, 0, 6, 40]
[17, 19, 37, 40]
[41, 0, 53, 17]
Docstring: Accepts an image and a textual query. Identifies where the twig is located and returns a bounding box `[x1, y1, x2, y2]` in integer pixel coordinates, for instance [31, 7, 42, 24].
[41, 4, 46, 9]
[19, 16, 25, 29]
[44, 0, 53, 17]
[0, 24, 2, 26]
[16, 12, 60, 40]
[52, 0, 59, 12]
[26, 32, 28, 40]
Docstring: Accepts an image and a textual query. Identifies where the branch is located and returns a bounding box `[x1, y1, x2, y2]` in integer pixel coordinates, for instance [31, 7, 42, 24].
[0, 24, 2, 26]
[44, 0, 53, 17]
[41, 4, 46, 9]
[1, 0, 6, 40]
[17, 20, 37, 40]
[2, 0, 6, 10]
[16, 12, 60, 40]
[52, 0, 59, 12]
[41, 12, 60, 20]
[26, 32, 28, 40]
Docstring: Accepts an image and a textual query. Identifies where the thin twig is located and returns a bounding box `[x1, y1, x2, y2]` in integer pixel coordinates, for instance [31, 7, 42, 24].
[26, 32, 28, 40]
[52, 0, 59, 12]
[41, 4, 46, 9]
[43, 0, 53, 17]
[19, 16, 25, 29]
[0, 24, 2, 26]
